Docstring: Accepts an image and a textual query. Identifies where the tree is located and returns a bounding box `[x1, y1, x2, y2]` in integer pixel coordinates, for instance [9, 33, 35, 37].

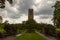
[44, 24, 56, 36]
[0, 0, 5, 8]
[53, 1, 60, 28]
[4, 24, 18, 35]
[0, 16, 2, 23]
[7, 0, 13, 4]
[25, 19, 37, 33]
[0, 0, 12, 8]
[36, 23, 56, 36]
[4, 20, 9, 24]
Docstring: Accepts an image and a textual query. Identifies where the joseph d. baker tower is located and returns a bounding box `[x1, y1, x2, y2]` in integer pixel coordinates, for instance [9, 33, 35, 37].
[28, 8, 34, 20]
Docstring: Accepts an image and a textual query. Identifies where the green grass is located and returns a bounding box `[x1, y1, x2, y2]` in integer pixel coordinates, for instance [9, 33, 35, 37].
[56, 28, 60, 32]
[15, 33, 47, 40]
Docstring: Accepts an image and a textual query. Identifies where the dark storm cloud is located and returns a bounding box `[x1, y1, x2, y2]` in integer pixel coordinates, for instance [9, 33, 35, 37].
[19, 0, 35, 14]
[0, 0, 34, 19]
[0, 0, 56, 19]
[34, 0, 56, 15]
[39, 15, 53, 19]
[34, 0, 56, 20]
[7, 13, 23, 19]
[4, 0, 35, 19]
[35, 8, 54, 15]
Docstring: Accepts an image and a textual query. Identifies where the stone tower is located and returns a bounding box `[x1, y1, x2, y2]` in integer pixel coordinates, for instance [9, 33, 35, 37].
[28, 8, 34, 20]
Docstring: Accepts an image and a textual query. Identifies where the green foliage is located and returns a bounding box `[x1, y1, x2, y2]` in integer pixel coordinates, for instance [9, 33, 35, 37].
[0, 16, 2, 23]
[56, 28, 60, 39]
[52, 1, 60, 38]
[4, 24, 18, 35]
[0, 23, 6, 38]
[0, 16, 2, 20]
[0, 15, 56, 38]
[53, 1, 60, 28]
[25, 19, 37, 33]
[0, 29, 6, 37]
[56, 28, 60, 32]
[44, 24, 56, 36]
[7, 0, 13, 4]
[36, 23, 56, 36]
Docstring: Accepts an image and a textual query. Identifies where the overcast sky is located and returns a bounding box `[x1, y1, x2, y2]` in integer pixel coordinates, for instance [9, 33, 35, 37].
[0, 0, 57, 24]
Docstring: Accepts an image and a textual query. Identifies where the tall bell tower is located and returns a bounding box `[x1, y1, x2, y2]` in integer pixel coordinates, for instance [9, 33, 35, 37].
[28, 8, 34, 20]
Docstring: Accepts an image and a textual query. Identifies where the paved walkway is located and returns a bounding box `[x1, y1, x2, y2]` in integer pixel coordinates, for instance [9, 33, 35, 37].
[0, 36, 16, 40]
[0, 33, 25, 40]
[0, 32, 26, 40]
[35, 31, 57, 40]
[0, 31, 58, 40]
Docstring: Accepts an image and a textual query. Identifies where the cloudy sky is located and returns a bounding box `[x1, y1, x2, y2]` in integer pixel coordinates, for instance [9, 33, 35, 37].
[0, 0, 57, 24]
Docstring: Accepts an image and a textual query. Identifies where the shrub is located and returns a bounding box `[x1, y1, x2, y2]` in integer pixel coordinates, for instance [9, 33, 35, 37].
[44, 24, 56, 36]
[4, 24, 17, 35]
[56, 28, 60, 39]
[0, 29, 6, 38]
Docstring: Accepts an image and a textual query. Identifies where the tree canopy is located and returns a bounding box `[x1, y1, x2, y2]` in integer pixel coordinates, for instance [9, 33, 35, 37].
[53, 1, 60, 28]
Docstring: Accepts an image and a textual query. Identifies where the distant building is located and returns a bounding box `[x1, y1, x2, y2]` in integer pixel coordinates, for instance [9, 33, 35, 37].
[28, 8, 34, 20]
[22, 8, 34, 24]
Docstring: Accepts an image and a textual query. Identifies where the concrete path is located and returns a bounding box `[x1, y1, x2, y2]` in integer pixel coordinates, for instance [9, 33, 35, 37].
[0, 34, 23, 40]
[0, 32, 25, 40]
[0, 31, 26, 40]
[0, 36, 16, 40]
[0, 31, 58, 40]
[35, 31, 57, 40]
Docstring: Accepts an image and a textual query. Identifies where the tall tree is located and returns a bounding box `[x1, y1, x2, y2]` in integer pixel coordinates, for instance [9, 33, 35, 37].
[53, 1, 60, 28]
[0, 16, 2, 23]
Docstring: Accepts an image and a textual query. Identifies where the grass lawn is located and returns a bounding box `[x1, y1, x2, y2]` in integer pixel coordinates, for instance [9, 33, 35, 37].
[15, 33, 47, 40]
[56, 28, 60, 32]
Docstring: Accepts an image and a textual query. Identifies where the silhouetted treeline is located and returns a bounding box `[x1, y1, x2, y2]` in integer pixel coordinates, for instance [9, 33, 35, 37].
[0, 19, 55, 38]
